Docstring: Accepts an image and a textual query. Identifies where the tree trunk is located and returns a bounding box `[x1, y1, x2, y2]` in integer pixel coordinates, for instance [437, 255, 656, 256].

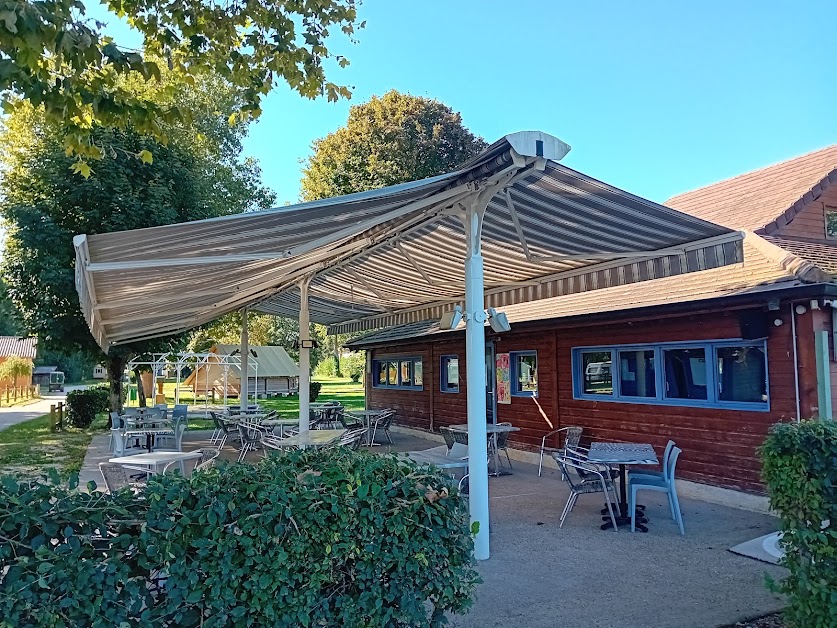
[134, 367, 147, 407]
[333, 336, 342, 377]
[106, 355, 129, 422]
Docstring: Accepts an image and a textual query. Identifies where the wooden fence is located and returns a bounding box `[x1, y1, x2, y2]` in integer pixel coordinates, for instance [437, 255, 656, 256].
[0, 385, 40, 407]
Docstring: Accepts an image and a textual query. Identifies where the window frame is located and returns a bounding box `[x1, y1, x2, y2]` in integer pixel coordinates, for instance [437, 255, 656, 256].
[440, 354, 460, 393]
[510, 351, 538, 397]
[826, 206, 837, 239]
[572, 339, 769, 411]
[371, 356, 424, 391]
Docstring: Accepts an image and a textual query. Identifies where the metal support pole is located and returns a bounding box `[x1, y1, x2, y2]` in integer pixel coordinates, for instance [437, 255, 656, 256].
[240, 307, 249, 412]
[298, 278, 312, 432]
[464, 196, 490, 561]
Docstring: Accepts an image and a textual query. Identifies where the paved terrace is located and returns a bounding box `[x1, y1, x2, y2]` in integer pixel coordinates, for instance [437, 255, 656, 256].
[79, 430, 784, 628]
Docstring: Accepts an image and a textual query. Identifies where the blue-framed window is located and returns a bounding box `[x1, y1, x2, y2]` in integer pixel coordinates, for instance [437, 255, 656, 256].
[572, 339, 769, 411]
[440, 355, 460, 393]
[372, 357, 423, 390]
[511, 351, 538, 397]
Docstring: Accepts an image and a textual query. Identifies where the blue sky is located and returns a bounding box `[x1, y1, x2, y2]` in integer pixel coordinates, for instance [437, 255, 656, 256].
[90, 1, 835, 206]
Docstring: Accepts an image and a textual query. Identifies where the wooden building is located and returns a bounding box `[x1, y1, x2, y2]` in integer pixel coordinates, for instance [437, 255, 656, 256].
[0, 336, 37, 389]
[183, 344, 299, 398]
[348, 145, 837, 494]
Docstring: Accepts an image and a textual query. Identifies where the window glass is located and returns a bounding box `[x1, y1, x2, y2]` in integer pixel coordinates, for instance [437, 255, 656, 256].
[413, 360, 423, 386]
[515, 353, 538, 394]
[664, 348, 707, 400]
[377, 361, 387, 386]
[441, 356, 459, 392]
[387, 361, 398, 386]
[400, 361, 411, 386]
[582, 351, 612, 395]
[618, 350, 656, 397]
[827, 209, 837, 238]
[716, 346, 767, 403]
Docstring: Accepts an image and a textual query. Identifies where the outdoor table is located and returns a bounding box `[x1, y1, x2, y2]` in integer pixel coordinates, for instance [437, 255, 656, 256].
[271, 429, 346, 449]
[587, 442, 658, 532]
[449, 423, 520, 477]
[109, 451, 203, 475]
[261, 417, 300, 438]
[404, 449, 469, 471]
[123, 427, 174, 453]
[352, 410, 386, 446]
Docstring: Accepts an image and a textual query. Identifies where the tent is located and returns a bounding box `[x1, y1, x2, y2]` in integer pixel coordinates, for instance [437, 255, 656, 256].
[183, 344, 299, 398]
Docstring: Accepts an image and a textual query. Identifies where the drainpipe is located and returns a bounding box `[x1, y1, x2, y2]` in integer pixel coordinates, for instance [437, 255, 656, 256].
[790, 303, 801, 422]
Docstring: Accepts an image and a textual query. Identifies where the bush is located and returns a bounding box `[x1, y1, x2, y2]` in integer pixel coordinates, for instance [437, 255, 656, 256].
[344, 351, 365, 383]
[309, 380, 322, 402]
[0, 450, 481, 627]
[65, 385, 109, 428]
[759, 419, 837, 628]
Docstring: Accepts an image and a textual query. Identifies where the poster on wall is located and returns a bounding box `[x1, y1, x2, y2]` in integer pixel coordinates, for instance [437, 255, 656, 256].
[496, 353, 511, 404]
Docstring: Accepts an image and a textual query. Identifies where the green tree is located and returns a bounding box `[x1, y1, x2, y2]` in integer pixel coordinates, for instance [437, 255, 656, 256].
[300, 90, 487, 201]
[0, 278, 24, 336]
[0, 0, 362, 170]
[0, 355, 32, 388]
[0, 78, 275, 411]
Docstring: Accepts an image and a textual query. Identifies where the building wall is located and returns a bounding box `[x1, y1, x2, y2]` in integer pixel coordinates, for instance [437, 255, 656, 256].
[366, 304, 816, 494]
[774, 186, 837, 239]
[0, 356, 34, 389]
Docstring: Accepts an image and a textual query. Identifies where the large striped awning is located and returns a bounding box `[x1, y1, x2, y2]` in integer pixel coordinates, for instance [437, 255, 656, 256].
[74, 131, 743, 350]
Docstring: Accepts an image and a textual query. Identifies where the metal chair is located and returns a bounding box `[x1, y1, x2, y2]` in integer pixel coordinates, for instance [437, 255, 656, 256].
[98, 462, 147, 492]
[337, 427, 367, 450]
[340, 411, 364, 430]
[440, 427, 457, 452]
[162, 448, 221, 475]
[539, 426, 583, 477]
[370, 409, 396, 445]
[491, 422, 514, 469]
[553, 453, 619, 531]
[629, 446, 685, 535]
[209, 411, 239, 449]
[237, 420, 268, 462]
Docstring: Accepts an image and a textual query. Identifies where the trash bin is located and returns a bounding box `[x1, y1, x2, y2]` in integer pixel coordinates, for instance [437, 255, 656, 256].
[130, 388, 137, 402]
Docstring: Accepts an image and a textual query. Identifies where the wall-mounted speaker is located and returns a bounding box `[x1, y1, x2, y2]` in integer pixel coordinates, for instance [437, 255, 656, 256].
[739, 310, 769, 340]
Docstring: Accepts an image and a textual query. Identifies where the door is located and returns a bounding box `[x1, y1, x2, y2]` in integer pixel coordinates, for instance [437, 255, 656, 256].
[485, 341, 497, 424]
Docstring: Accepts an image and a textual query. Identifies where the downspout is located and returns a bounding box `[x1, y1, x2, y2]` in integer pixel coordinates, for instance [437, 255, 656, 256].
[790, 303, 801, 422]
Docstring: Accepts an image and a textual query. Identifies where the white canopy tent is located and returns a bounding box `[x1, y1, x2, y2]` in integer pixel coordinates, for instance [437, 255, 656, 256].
[74, 131, 743, 559]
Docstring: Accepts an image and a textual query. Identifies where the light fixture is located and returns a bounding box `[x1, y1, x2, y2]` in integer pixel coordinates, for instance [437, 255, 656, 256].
[292, 339, 317, 350]
[440, 305, 463, 330]
[487, 307, 511, 333]
[795, 304, 807, 315]
[773, 318, 783, 327]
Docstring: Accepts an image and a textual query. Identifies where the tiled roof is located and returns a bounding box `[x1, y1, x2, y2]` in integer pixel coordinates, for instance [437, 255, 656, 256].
[666, 145, 837, 233]
[0, 336, 37, 359]
[761, 235, 837, 277]
[347, 233, 828, 348]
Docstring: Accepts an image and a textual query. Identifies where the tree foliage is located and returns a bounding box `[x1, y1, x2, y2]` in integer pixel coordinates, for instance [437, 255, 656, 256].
[0, 355, 32, 387]
[0, 0, 362, 171]
[300, 90, 487, 202]
[0, 75, 275, 408]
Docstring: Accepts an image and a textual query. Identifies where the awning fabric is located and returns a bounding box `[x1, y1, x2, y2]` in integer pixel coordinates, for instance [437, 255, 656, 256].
[74, 131, 743, 351]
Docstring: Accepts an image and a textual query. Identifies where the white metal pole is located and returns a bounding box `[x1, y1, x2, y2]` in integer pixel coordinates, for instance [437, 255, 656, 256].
[299, 278, 312, 432]
[240, 307, 249, 412]
[464, 199, 490, 561]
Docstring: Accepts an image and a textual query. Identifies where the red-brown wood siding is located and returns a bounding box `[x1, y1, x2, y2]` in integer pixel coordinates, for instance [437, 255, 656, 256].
[363, 304, 818, 494]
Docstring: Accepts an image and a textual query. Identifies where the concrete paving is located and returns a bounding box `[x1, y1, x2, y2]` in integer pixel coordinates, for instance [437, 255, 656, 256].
[79, 430, 785, 627]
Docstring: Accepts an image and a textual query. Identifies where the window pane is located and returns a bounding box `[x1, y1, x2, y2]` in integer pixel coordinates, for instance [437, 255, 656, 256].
[413, 360, 423, 386]
[517, 354, 538, 393]
[444, 358, 459, 391]
[582, 351, 612, 395]
[664, 348, 707, 400]
[618, 350, 656, 397]
[717, 346, 767, 403]
[827, 209, 837, 238]
[377, 362, 387, 386]
[400, 361, 411, 386]
[387, 361, 398, 385]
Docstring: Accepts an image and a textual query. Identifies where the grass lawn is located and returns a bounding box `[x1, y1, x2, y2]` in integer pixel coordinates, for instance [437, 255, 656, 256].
[0, 413, 109, 479]
[156, 377, 365, 429]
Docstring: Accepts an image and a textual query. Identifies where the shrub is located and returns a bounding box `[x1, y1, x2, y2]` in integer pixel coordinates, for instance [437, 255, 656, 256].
[65, 385, 110, 428]
[343, 351, 365, 383]
[309, 380, 323, 402]
[0, 450, 481, 627]
[759, 419, 837, 628]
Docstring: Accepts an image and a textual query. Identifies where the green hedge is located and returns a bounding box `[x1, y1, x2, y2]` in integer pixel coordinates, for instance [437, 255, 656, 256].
[309, 380, 323, 402]
[0, 449, 480, 627]
[65, 385, 110, 428]
[760, 419, 837, 628]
